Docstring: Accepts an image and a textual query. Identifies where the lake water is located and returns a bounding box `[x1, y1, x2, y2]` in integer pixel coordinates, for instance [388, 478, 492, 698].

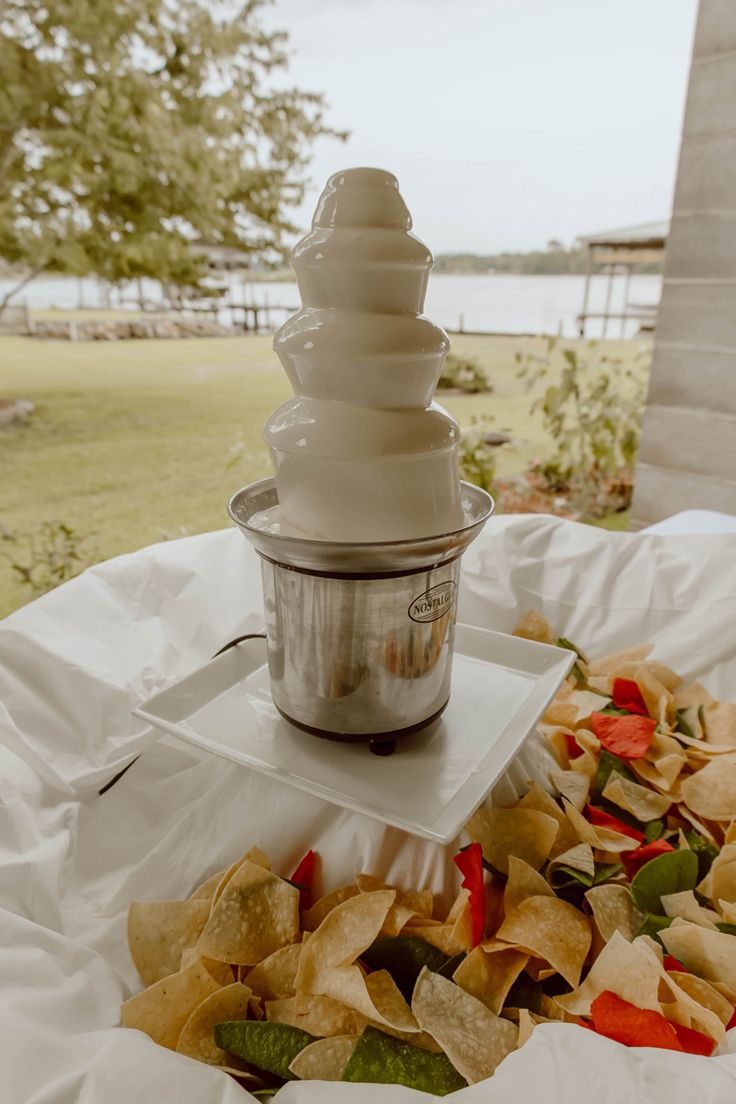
[1, 272, 662, 339]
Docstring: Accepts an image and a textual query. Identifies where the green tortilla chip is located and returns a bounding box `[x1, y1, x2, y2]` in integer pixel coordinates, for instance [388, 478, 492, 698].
[360, 937, 450, 1002]
[635, 913, 674, 945]
[214, 1020, 315, 1080]
[594, 750, 636, 795]
[341, 1026, 467, 1095]
[630, 849, 698, 915]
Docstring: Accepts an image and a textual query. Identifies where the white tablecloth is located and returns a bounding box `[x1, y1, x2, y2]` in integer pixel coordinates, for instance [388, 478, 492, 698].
[1, 513, 736, 1103]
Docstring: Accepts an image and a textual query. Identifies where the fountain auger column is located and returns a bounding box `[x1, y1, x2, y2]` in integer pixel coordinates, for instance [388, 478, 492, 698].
[228, 168, 493, 754]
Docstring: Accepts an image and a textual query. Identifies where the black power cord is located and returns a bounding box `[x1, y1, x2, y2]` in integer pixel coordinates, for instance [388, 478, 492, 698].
[98, 633, 267, 796]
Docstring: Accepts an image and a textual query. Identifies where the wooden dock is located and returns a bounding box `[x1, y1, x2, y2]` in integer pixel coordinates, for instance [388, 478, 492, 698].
[183, 301, 298, 333]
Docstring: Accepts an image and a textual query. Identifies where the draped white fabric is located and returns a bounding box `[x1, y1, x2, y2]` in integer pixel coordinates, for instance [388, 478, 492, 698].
[1, 515, 735, 1102]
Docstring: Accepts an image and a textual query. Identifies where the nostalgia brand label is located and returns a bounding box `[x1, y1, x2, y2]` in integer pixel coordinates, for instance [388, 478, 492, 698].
[408, 581, 457, 624]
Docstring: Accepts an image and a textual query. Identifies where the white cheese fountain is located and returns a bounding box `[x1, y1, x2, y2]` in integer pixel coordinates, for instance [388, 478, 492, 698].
[229, 168, 493, 753]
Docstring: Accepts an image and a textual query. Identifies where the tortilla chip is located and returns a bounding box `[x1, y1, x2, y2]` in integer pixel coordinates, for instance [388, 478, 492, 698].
[661, 891, 720, 930]
[452, 944, 528, 1015]
[178, 951, 233, 985]
[516, 1008, 535, 1048]
[299, 889, 395, 973]
[543, 702, 578, 728]
[563, 800, 636, 853]
[128, 900, 210, 986]
[569, 691, 613, 727]
[517, 781, 587, 859]
[303, 885, 360, 931]
[602, 773, 672, 821]
[364, 970, 420, 1031]
[667, 971, 735, 1029]
[403, 921, 470, 957]
[585, 885, 643, 943]
[547, 843, 596, 885]
[543, 725, 577, 768]
[588, 644, 653, 677]
[513, 611, 554, 644]
[638, 663, 675, 721]
[720, 899, 736, 923]
[504, 856, 554, 917]
[197, 860, 299, 965]
[265, 994, 356, 1036]
[648, 755, 686, 792]
[296, 890, 417, 1031]
[700, 843, 736, 902]
[466, 805, 559, 875]
[189, 870, 227, 904]
[304, 966, 417, 1032]
[647, 736, 687, 789]
[357, 874, 432, 936]
[211, 846, 271, 909]
[555, 932, 661, 1016]
[246, 943, 302, 1000]
[680, 756, 736, 822]
[675, 683, 715, 708]
[496, 896, 590, 987]
[412, 968, 518, 1085]
[661, 923, 736, 994]
[516, 1009, 553, 1047]
[563, 735, 600, 782]
[551, 771, 590, 812]
[640, 662, 680, 692]
[631, 758, 683, 800]
[658, 969, 727, 1042]
[702, 702, 736, 747]
[121, 958, 223, 1050]
[288, 1035, 358, 1081]
[176, 982, 251, 1064]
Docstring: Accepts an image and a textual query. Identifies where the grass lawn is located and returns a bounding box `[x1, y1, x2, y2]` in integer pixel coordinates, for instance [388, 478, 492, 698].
[0, 332, 647, 617]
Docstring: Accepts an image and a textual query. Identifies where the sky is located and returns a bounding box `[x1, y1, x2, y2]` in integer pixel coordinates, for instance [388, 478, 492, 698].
[262, 0, 698, 253]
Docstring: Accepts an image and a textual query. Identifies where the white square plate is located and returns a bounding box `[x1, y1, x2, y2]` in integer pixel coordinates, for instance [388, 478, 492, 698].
[133, 624, 574, 843]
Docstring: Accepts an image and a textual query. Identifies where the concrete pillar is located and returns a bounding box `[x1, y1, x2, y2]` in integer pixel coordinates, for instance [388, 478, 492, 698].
[630, 0, 736, 528]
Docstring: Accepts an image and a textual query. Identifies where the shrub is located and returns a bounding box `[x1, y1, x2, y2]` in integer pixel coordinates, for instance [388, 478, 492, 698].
[1, 521, 97, 597]
[438, 353, 491, 394]
[516, 338, 650, 514]
[458, 418, 501, 495]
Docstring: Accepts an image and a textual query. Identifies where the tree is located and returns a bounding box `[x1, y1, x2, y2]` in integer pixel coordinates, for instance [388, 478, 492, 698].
[0, 0, 344, 311]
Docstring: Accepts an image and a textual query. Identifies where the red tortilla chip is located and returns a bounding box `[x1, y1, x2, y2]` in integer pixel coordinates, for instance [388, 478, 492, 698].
[611, 679, 649, 717]
[590, 713, 656, 759]
[290, 850, 317, 914]
[621, 839, 675, 880]
[663, 954, 686, 973]
[590, 991, 683, 1051]
[585, 806, 644, 843]
[671, 1023, 716, 1056]
[453, 844, 484, 947]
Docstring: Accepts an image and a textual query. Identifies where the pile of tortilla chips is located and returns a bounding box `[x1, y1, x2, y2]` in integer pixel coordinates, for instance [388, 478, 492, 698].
[121, 612, 736, 1097]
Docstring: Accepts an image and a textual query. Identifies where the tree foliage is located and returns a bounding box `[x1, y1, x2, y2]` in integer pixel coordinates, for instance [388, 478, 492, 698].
[0, 0, 344, 302]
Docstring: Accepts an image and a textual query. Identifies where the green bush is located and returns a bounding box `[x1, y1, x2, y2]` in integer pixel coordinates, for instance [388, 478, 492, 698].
[516, 338, 650, 512]
[458, 418, 500, 495]
[438, 353, 491, 394]
[1, 521, 97, 598]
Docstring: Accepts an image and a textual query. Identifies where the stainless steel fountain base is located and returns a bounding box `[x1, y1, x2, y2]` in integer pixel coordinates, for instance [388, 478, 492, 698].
[228, 478, 493, 753]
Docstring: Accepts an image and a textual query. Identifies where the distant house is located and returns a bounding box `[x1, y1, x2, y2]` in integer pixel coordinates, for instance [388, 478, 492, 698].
[576, 220, 668, 337]
[189, 241, 253, 273]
